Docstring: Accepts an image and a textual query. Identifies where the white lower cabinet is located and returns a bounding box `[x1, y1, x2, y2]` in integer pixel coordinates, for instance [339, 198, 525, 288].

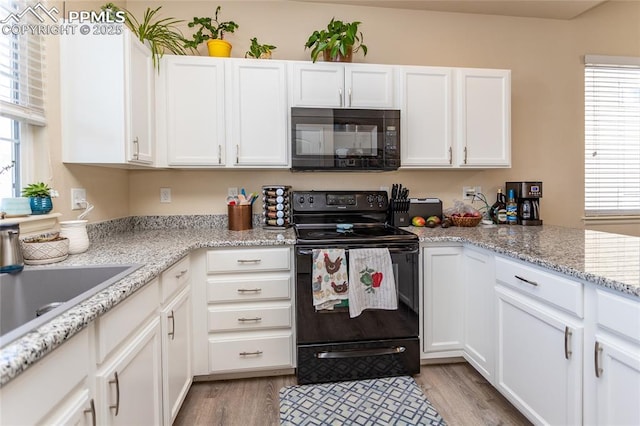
[198, 246, 295, 375]
[422, 245, 464, 357]
[584, 287, 640, 425]
[495, 256, 583, 425]
[462, 246, 495, 381]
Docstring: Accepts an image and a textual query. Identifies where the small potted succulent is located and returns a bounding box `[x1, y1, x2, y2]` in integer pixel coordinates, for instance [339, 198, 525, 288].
[245, 37, 276, 59]
[21, 182, 53, 215]
[305, 18, 367, 63]
[185, 6, 239, 57]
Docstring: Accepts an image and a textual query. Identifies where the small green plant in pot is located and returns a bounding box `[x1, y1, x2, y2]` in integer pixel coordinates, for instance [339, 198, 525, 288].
[185, 6, 239, 57]
[245, 37, 276, 59]
[21, 182, 53, 215]
[305, 18, 367, 63]
[101, 3, 189, 71]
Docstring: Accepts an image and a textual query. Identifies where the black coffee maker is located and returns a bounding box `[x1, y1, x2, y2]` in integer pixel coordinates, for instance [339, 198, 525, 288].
[505, 181, 543, 226]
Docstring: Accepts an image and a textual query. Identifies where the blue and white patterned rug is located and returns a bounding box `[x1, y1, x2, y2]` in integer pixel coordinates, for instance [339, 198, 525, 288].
[279, 376, 447, 425]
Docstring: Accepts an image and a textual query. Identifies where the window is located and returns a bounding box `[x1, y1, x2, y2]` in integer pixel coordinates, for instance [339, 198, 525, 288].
[0, 0, 47, 197]
[584, 55, 640, 216]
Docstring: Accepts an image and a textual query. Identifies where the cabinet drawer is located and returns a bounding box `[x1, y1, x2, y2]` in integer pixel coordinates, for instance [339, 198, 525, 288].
[95, 278, 160, 363]
[597, 289, 640, 344]
[207, 247, 290, 273]
[495, 256, 583, 317]
[161, 256, 190, 303]
[208, 331, 293, 373]
[207, 274, 291, 303]
[208, 303, 292, 332]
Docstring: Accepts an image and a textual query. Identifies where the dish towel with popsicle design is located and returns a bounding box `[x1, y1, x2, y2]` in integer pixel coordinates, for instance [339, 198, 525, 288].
[348, 248, 397, 318]
[312, 249, 349, 310]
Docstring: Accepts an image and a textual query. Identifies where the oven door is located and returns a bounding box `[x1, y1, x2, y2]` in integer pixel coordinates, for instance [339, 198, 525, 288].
[295, 244, 419, 345]
[290, 108, 400, 171]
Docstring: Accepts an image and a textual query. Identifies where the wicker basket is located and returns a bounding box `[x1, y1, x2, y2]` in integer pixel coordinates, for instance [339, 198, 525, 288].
[448, 215, 482, 227]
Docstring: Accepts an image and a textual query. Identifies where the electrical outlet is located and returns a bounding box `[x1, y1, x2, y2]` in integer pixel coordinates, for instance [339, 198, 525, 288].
[70, 188, 86, 210]
[160, 188, 171, 203]
[462, 186, 483, 200]
[228, 187, 238, 197]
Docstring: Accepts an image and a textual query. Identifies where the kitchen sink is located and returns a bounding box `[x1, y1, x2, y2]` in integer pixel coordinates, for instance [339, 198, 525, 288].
[0, 264, 141, 346]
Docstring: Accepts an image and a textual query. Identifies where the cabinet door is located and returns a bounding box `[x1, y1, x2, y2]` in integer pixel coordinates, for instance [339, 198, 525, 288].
[422, 246, 464, 355]
[399, 67, 453, 167]
[97, 318, 162, 426]
[456, 68, 511, 167]
[593, 336, 640, 425]
[165, 56, 225, 166]
[463, 247, 495, 381]
[345, 65, 395, 108]
[291, 63, 344, 107]
[496, 287, 582, 425]
[127, 36, 154, 164]
[162, 286, 192, 426]
[228, 60, 288, 166]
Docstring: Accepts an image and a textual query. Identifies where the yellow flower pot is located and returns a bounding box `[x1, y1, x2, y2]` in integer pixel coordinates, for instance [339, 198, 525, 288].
[207, 39, 232, 57]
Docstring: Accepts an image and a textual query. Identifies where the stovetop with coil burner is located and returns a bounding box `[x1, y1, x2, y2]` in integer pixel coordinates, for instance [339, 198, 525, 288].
[292, 190, 418, 245]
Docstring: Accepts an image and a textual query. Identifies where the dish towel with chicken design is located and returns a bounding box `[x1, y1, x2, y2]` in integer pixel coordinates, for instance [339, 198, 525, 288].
[348, 248, 397, 318]
[312, 249, 349, 310]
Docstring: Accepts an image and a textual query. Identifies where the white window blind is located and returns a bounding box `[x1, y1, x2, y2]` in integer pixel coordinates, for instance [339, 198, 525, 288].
[0, 0, 46, 126]
[584, 55, 640, 216]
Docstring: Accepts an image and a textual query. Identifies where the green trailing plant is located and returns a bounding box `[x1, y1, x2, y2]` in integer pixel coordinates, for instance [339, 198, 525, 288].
[101, 3, 189, 70]
[305, 18, 367, 63]
[21, 182, 51, 198]
[184, 6, 239, 49]
[245, 37, 276, 58]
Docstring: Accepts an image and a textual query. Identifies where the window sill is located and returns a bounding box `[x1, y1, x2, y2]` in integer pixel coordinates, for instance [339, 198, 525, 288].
[0, 212, 62, 236]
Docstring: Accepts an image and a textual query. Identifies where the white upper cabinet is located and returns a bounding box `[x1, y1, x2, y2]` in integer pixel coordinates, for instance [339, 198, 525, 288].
[157, 56, 289, 168]
[291, 62, 395, 108]
[227, 60, 289, 167]
[399, 67, 454, 167]
[161, 56, 226, 167]
[456, 68, 511, 167]
[61, 28, 154, 166]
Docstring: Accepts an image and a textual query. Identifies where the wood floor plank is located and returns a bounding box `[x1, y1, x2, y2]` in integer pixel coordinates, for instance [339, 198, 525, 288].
[173, 363, 531, 426]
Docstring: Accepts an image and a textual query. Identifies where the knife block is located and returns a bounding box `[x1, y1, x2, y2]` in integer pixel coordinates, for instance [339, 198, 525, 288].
[392, 211, 410, 227]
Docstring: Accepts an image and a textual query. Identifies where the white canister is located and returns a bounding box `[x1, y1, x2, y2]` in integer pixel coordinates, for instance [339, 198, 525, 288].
[59, 220, 90, 254]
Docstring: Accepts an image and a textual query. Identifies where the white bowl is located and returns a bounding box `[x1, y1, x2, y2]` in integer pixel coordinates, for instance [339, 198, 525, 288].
[20, 234, 69, 264]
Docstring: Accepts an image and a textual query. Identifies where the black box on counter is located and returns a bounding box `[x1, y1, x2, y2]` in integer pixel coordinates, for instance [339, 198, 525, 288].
[407, 198, 443, 221]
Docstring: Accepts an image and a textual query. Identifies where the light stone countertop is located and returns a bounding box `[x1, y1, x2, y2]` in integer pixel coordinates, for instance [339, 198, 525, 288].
[1, 221, 638, 386]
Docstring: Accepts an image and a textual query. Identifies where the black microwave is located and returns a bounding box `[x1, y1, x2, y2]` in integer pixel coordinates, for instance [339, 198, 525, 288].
[290, 107, 400, 171]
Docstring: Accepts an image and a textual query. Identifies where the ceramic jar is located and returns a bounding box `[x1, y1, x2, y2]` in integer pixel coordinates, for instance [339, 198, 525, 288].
[59, 220, 89, 254]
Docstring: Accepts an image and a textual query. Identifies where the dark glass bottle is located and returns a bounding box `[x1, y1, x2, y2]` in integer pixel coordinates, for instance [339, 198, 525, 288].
[489, 189, 507, 224]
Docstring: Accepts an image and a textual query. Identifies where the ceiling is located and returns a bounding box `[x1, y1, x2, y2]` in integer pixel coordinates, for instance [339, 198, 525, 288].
[292, 0, 609, 20]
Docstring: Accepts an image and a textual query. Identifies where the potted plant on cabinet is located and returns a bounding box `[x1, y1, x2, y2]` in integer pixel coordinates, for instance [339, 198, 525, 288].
[184, 6, 239, 57]
[245, 37, 276, 59]
[305, 18, 367, 63]
[101, 3, 189, 70]
[21, 182, 53, 215]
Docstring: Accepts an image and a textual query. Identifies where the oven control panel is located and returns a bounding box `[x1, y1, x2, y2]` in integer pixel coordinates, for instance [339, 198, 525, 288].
[292, 191, 388, 211]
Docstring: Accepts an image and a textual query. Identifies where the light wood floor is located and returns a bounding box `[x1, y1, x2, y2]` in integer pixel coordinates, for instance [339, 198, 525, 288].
[174, 362, 532, 426]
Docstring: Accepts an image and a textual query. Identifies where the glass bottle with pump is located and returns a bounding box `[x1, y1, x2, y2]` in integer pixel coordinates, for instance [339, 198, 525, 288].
[506, 189, 518, 225]
[489, 189, 507, 224]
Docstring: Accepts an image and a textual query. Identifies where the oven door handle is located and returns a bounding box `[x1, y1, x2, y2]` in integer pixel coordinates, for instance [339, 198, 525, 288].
[315, 346, 406, 359]
[297, 248, 419, 256]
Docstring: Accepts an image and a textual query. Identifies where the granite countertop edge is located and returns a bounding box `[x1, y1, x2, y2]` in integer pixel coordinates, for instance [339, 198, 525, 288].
[1, 224, 638, 386]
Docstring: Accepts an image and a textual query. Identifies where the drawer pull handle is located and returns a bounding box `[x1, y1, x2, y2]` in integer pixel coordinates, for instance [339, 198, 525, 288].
[168, 310, 175, 340]
[514, 275, 538, 287]
[84, 398, 96, 426]
[237, 259, 262, 264]
[239, 350, 263, 356]
[238, 317, 262, 322]
[595, 341, 603, 378]
[175, 269, 188, 279]
[564, 326, 572, 360]
[109, 371, 120, 416]
[237, 288, 262, 293]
